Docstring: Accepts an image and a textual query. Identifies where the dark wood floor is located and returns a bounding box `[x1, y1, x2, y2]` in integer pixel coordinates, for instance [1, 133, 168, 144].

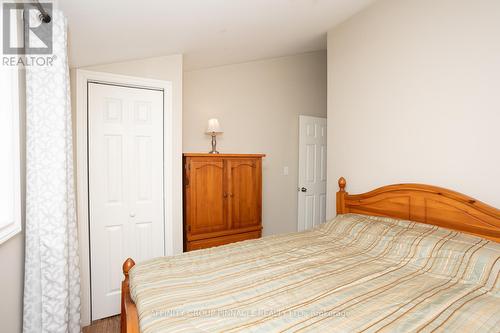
[82, 315, 120, 333]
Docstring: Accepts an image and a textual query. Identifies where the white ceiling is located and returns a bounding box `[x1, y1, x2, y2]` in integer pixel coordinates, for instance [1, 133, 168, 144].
[58, 0, 375, 70]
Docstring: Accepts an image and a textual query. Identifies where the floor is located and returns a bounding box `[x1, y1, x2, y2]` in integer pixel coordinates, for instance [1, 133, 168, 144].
[82, 315, 120, 333]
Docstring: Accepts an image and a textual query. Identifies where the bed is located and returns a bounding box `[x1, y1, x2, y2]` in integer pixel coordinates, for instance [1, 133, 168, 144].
[121, 177, 500, 333]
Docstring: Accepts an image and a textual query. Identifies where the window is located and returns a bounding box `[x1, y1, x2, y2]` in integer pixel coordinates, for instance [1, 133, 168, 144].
[0, 66, 22, 244]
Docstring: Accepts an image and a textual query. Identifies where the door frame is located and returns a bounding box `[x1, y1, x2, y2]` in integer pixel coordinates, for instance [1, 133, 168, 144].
[75, 69, 183, 325]
[297, 115, 327, 231]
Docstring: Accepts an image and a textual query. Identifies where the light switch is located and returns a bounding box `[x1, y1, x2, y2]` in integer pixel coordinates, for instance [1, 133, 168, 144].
[283, 166, 289, 176]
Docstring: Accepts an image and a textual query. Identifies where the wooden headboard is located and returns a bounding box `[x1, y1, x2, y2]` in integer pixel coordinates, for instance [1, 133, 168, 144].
[336, 177, 500, 242]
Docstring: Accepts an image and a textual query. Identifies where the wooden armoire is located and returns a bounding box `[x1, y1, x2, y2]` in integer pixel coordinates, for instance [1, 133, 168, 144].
[183, 153, 265, 251]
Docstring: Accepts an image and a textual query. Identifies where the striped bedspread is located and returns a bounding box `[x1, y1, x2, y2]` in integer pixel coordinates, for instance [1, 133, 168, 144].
[129, 214, 500, 332]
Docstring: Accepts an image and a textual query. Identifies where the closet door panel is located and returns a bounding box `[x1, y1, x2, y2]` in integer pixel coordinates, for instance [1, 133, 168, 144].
[128, 92, 165, 263]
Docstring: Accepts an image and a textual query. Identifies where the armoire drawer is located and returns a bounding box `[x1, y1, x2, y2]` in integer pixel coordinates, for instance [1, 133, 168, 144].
[186, 231, 261, 251]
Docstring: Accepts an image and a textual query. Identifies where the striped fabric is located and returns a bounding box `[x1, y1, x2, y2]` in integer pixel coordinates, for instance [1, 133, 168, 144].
[129, 214, 500, 332]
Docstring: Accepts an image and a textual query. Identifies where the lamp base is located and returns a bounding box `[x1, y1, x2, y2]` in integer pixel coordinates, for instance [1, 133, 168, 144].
[209, 133, 220, 154]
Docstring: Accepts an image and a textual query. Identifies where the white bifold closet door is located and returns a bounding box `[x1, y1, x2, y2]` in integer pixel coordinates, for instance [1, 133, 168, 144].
[88, 83, 164, 320]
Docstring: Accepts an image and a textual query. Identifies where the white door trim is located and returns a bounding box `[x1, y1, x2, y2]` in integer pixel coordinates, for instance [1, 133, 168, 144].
[75, 69, 183, 326]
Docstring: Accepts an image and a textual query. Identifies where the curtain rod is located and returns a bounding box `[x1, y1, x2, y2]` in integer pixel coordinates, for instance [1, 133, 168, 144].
[34, 0, 51, 23]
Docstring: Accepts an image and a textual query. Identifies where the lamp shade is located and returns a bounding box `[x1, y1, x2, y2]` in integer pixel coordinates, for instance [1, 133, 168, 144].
[206, 118, 222, 134]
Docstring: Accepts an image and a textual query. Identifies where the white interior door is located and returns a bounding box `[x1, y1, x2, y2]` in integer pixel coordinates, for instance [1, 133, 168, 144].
[298, 116, 327, 231]
[89, 83, 165, 320]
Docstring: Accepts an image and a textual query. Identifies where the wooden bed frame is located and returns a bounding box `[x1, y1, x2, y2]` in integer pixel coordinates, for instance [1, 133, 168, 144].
[336, 177, 500, 242]
[120, 177, 500, 333]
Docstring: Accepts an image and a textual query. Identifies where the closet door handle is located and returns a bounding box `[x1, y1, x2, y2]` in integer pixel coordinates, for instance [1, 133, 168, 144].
[223, 193, 228, 198]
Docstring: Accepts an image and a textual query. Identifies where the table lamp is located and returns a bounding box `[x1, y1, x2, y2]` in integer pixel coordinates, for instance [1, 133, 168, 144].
[206, 118, 222, 154]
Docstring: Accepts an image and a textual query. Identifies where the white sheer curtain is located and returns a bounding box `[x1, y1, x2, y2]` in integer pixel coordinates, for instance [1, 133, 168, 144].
[23, 10, 80, 333]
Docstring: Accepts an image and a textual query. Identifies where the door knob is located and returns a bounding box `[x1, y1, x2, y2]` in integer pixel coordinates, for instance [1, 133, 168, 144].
[129, 212, 136, 217]
[300, 187, 307, 192]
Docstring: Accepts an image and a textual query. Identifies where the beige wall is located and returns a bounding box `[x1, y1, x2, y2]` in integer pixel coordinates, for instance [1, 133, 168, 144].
[326, 0, 500, 218]
[183, 51, 327, 235]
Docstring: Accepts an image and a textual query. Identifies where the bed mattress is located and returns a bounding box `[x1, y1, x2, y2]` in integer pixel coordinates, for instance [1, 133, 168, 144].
[130, 213, 500, 332]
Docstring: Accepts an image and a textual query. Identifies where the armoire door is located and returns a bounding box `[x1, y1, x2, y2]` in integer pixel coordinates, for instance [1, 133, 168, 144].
[186, 159, 227, 236]
[88, 82, 165, 320]
[226, 159, 262, 229]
